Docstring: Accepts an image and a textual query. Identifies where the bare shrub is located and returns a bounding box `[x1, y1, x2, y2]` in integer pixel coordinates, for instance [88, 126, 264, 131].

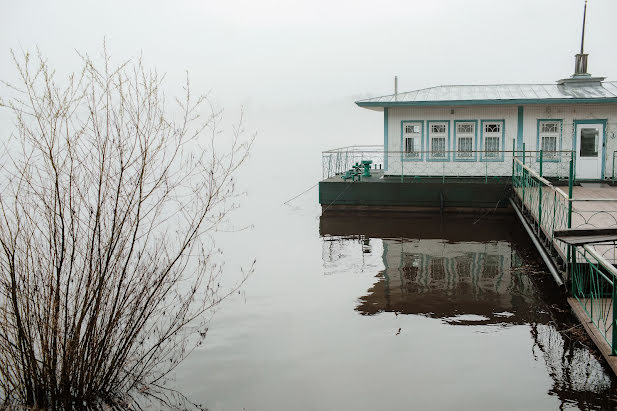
[0, 47, 254, 408]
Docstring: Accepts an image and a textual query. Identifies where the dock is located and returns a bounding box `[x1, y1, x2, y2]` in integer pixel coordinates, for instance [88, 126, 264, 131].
[320, 146, 617, 375]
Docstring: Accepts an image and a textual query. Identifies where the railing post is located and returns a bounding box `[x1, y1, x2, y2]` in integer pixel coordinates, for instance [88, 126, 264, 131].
[539, 150, 543, 232]
[551, 191, 557, 243]
[522, 143, 526, 209]
[613, 272, 617, 355]
[566, 154, 574, 269]
[613, 151, 617, 185]
[571, 245, 577, 296]
[568, 154, 573, 229]
[512, 139, 515, 181]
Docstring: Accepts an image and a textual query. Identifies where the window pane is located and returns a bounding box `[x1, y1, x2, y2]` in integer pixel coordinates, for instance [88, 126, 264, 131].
[458, 137, 473, 157]
[485, 123, 501, 133]
[405, 137, 420, 158]
[541, 136, 557, 158]
[457, 123, 474, 134]
[431, 124, 446, 133]
[541, 122, 559, 133]
[580, 128, 598, 157]
[431, 137, 446, 158]
[405, 124, 420, 134]
[485, 136, 500, 157]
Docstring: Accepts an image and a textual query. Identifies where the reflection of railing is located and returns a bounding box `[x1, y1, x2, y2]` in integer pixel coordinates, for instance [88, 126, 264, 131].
[322, 145, 572, 180]
[571, 244, 617, 355]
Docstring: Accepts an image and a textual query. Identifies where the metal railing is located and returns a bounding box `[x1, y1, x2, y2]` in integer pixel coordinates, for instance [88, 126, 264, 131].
[512, 154, 572, 260]
[322, 145, 572, 181]
[571, 244, 617, 355]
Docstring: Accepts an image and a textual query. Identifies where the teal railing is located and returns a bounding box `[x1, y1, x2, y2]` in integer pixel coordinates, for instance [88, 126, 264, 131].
[571, 244, 617, 355]
[322, 145, 571, 181]
[511, 151, 573, 259]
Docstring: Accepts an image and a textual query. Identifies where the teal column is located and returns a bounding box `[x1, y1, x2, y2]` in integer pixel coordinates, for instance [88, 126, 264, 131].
[384, 108, 389, 171]
[517, 106, 524, 150]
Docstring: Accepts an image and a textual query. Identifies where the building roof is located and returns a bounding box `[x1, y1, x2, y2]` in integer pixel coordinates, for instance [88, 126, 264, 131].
[356, 80, 617, 108]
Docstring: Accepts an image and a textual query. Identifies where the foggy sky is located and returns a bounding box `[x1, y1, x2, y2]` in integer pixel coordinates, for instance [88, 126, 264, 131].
[1, 0, 617, 152]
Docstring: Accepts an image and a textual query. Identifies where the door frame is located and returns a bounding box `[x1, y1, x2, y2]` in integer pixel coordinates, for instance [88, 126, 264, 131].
[572, 119, 607, 180]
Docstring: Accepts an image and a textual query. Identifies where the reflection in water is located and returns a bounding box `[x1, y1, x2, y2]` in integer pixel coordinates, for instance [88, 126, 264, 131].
[321, 214, 617, 410]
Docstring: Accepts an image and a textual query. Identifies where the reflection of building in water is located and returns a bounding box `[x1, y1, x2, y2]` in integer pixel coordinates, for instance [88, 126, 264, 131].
[320, 214, 617, 408]
[356, 238, 542, 325]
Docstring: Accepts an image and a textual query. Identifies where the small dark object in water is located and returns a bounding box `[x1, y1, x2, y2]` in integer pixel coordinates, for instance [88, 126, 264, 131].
[396, 328, 401, 336]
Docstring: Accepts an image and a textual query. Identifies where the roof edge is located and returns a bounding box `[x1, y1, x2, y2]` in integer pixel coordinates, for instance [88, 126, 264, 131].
[356, 97, 617, 108]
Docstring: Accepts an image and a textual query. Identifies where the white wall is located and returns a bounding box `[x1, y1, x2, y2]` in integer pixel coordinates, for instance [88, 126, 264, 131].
[385, 103, 617, 178]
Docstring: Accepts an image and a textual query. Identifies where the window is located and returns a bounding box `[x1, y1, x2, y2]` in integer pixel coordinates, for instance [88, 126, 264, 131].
[429, 122, 448, 159]
[455, 122, 475, 159]
[403, 122, 422, 159]
[580, 128, 599, 157]
[430, 257, 446, 281]
[538, 121, 560, 159]
[482, 121, 503, 159]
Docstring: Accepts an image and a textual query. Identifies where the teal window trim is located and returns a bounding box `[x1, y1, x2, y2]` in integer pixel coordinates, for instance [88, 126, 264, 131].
[572, 119, 608, 179]
[400, 120, 424, 162]
[384, 108, 389, 170]
[535, 119, 563, 163]
[427, 120, 451, 162]
[480, 119, 506, 162]
[517, 106, 524, 150]
[453, 120, 478, 162]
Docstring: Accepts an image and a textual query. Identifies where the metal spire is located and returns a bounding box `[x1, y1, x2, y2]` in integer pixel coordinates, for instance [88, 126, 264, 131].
[580, 0, 587, 54]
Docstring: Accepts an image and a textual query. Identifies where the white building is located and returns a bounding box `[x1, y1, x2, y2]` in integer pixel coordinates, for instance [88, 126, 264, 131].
[356, 51, 617, 181]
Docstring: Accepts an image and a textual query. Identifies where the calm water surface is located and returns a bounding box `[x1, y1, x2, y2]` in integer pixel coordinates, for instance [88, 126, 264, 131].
[170, 180, 617, 410]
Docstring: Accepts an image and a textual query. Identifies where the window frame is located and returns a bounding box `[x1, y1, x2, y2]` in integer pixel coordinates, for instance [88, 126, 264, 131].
[536, 119, 563, 163]
[453, 120, 478, 162]
[427, 120, 450, 162]
[480, 119, 505, 162]
[400, 120, 424, 162]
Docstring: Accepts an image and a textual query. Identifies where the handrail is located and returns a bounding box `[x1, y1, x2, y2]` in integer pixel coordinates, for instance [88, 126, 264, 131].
[583, 244, 617, 281]
[571, 197, 617, 202]
[513, 158, 569, 199]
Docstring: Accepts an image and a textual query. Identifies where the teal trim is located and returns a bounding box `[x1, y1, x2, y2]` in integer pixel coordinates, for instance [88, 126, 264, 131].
[400, 120, 424, 162]
[517, 106, 524, 150]
[384, 108, 389, 170]
[356, 98, 617, 108]
[426, 120, 451, 162]
[535, 119, 563, 163]
[573, 119, 608, 180]
[480, 119, 506, 162]
[453, 120, 478, 162]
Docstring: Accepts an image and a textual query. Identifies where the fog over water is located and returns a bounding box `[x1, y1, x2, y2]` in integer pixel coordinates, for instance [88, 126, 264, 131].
[2, 0, 617, 409]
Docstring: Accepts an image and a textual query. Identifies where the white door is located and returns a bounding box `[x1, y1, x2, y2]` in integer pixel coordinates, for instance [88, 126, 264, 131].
[575, 122, 604, 180]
